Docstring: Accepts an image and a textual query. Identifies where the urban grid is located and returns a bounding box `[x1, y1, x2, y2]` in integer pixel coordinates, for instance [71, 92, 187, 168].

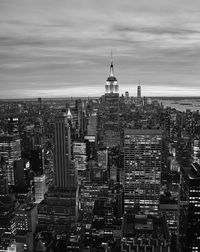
[0, 59, 200, 252]
[1, 1, 200, 252]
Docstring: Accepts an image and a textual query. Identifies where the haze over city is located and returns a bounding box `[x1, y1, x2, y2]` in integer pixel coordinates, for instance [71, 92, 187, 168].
[1, 0, 200, 98]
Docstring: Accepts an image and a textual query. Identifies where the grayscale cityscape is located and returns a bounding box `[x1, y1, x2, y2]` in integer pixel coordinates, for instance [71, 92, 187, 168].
[1, 1, 200, 252]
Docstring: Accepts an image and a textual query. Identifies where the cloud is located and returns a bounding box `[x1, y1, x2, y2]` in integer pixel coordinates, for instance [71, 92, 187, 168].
[1, 0, 200, 98]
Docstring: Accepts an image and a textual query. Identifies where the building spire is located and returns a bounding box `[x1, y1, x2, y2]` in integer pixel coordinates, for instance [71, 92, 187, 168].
[110, 50, 114, 76]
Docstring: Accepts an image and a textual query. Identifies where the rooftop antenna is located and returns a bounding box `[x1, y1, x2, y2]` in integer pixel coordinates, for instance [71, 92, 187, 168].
[111, 49, 113, 63]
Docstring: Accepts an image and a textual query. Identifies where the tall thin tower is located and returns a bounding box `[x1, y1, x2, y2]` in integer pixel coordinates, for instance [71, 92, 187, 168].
[54, 113, 74, 189]
[137, 81, 141, 98]
[105, 52, 119, 94]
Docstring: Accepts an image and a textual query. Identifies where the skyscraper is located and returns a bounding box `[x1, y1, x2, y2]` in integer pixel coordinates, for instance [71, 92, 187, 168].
[98, 57, 120, 148]
[124, 129, 162, 215]
[185, 163, 200, 251]
[137, 84, 141, 98]
[0, 134, 21, 185]
[37, 113, 77, 232]
[54, 112, 74, 189]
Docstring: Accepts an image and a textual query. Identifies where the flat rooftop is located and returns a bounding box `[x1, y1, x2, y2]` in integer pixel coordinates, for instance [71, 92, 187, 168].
[122, 214, 169, 240]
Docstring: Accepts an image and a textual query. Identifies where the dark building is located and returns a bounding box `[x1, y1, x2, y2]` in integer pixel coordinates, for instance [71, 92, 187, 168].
[14, 159, 29, 192]
[76, 99, 87, 141]
[37, 112, 77, 232]
[54, 112, 75, 189]
[30, 148, 44, 176]
[121, 214, 170, 252]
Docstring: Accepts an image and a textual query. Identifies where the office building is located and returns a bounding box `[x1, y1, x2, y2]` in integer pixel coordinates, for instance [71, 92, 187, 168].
[15, 203, 37, 252]
[37, 113, 77, 232]
[137, 85, 141, 99]
[87, 110, 97, 137]
[185, 163, 200, 251]
[54, 112, 75, 189]
[0, 155, 8, 195]
[98, 58, 120, 148]
[15, 203, 37, 233]
[73, 142, 87, 171]
[13, 159, 29, 192]
[34, 174, 47, 203]
[30, 148, 44, 176]
[0, 134, 21, 185]
[124, 129, 162, 215]
[84, 136, 96, 161]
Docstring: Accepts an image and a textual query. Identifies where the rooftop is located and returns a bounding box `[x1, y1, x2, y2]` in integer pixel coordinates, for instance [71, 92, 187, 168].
[124, 129, 162, 135]
[122, 214, 169, 241]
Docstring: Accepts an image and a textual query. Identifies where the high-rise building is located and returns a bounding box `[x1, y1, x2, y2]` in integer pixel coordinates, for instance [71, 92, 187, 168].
[137, 85, 141, 98]
[76, 99, 87, 140]
[0, 156, 8, 195]
[73, 142, 87, 171]
[124, 129, 162, 215]
[30, 148, 44, 176]
[14, 159, 28, 192]
[0, 134, 21, 185]
[37, 113, 77, 232]
[185, 163, 200, 251]
[87, 110, 97, 137]
[33, 117, 44, 149]
[98, 58, 120, 148]
[54, 113, 74, 189]
[15, 203, 37, 233]
[34, 174, 47, 203]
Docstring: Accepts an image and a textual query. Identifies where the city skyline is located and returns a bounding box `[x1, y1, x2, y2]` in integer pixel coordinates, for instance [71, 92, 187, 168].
[1, 0, 200, 98]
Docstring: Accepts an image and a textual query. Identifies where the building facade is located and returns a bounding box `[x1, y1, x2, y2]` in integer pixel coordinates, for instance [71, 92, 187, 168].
[124, 129, 162, 215]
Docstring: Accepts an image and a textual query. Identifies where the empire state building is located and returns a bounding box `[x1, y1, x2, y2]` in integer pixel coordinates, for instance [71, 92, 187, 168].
[105, 60, 119, 94]
[98, 57, 120, 148]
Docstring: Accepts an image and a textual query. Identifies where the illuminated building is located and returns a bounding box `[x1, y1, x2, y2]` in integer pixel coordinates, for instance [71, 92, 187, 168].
[15, 203, 37, 233]
[34, 174, 47, 203]
[97, 149, 108, 170]
[159, 195, 178, 236]
[0, 198, 16, 235]
[98, 57, 120, 148]
[0, 156, 8, 195]
[124, 129, 162, 215]
[0, 235, 16, 252]
[73, 142, 87, 171]
[15, 203, 37, 252]
[186, 163, 200, 251]
[192, 139, 200, 164]
[0, 134, 21, 185]
[6, 117, 19, 135]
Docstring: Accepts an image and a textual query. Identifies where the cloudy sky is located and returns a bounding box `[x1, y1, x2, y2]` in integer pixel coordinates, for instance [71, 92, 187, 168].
[1, 0, 200, 98]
